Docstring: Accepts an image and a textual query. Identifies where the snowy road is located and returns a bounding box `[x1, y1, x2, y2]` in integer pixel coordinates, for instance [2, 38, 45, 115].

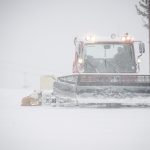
[0, 89, 150, 150]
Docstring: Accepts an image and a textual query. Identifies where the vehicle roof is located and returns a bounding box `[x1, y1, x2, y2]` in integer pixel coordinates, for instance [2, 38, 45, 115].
[83, 41, 134, 45]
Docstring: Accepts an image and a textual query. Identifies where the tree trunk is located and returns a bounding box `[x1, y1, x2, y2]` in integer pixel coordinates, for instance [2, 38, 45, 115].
[149, 0, 150, 73]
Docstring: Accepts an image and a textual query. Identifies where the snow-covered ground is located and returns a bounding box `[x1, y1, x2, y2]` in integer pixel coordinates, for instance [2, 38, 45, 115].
[0, 89, 150, 150]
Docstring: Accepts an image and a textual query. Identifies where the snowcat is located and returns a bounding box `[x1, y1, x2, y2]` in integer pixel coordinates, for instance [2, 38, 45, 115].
[52, 33, 150, 107]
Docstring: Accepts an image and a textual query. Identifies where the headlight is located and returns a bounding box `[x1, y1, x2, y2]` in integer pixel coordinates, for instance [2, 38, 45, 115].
[137, 58, 142, 63]
[85, 35, 96, 42]
[78, 58, 83, 64]
[86, 36, 91, 41]
[121, 36, 126, 41]
[91, 36, 96, 42]
[121, 33, 134, 42]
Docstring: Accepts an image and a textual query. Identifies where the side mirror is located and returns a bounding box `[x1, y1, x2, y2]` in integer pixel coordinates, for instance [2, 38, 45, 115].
[139, 42, 145, 54]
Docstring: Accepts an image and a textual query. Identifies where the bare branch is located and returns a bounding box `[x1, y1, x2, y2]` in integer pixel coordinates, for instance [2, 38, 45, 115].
[135, 0, 149, 29]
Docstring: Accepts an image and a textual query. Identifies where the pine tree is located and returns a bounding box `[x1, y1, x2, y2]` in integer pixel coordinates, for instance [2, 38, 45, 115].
[136, 0, 150, 73]
[135, 0, 149, 29]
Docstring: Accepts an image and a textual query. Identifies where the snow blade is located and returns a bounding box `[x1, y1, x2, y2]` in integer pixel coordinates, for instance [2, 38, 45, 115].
[53, 74, 150, 107]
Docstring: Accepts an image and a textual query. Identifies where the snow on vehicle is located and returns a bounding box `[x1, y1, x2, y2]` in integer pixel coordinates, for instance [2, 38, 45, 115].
[52, 33, 150, 107]
[42, 90, 56, 104]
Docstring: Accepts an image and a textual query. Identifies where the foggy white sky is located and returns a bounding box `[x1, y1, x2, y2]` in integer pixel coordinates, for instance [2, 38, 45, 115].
[0, 0, 149, 88]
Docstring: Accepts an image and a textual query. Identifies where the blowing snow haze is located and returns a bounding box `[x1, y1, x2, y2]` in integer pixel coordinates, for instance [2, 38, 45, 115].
[0, 0, 149, 88]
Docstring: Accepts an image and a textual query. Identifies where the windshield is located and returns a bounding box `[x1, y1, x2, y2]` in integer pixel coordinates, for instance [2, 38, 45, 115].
[84, 43, 136, 73]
